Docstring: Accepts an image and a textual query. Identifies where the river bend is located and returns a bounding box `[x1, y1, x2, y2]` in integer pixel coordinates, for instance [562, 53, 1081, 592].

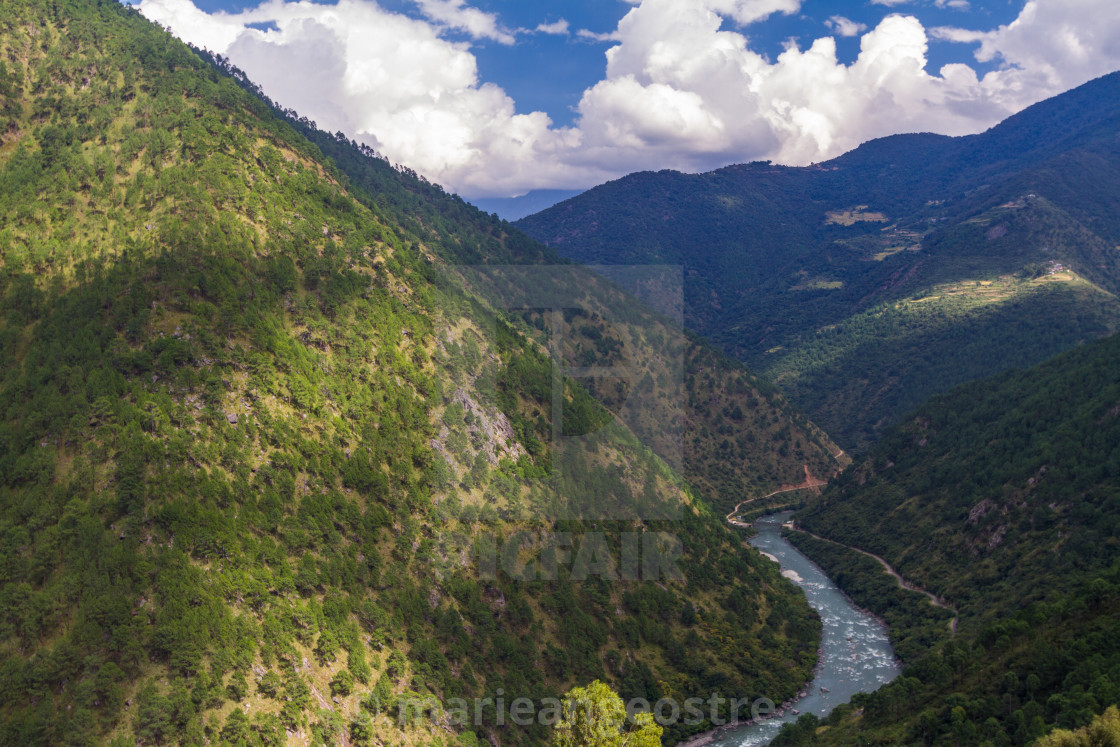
[705, 512, 901, 747]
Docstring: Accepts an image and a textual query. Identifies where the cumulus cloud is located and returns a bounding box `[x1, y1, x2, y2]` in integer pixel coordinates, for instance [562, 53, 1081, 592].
[934, 0, 1120, 95]
[573, 4, 996, 170]
[704, 0, 802, 26]
[136, 0, 1120, 197]
[535, 19, 570, 36]
[134, 0, 246, 51]
[136, 0, 595, 195]
[572, 0, 1120, 174]
[413, 0, 515, 44]
[826, 15, 867, 37]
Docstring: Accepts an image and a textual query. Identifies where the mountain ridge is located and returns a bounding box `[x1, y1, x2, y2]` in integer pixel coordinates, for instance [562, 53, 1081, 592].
[516, 71, 1120, 449]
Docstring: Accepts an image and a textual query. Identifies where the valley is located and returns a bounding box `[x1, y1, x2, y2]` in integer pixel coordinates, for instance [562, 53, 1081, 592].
[768, 330, 1120, 745]
[702, 513, 902, 747]
[1, 1, 1119, 747]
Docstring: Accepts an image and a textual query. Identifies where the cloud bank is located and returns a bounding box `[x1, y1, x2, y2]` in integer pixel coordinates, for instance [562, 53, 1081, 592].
[135, 0, 1120, 197]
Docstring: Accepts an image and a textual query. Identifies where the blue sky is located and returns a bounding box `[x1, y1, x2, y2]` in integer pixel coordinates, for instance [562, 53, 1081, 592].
[415, 0, 1025, 128]
[131, 0, 1119, 198]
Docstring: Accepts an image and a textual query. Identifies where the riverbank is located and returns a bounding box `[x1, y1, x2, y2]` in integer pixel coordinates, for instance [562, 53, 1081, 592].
[724, 466, 829, 525]
[783, 529, 956, 665]
[676, 513, 900, 747]
[674, 681, 818, 747]
[788, 524, 958, 635]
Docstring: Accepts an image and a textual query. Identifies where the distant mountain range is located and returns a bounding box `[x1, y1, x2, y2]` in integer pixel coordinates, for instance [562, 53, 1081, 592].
[516, 72, 1120, 450]
[470, 189, 584, 222]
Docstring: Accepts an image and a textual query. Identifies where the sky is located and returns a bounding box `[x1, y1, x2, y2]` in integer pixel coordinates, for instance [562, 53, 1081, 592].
[126, 0, 1120, 199]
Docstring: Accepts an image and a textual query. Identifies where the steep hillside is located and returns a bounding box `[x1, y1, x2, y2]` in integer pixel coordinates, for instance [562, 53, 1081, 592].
[200, 54, 845, 512]
[516, 73, 1120, 449]
[0, 2, 827, 746]
[774, 332, 1120, 745]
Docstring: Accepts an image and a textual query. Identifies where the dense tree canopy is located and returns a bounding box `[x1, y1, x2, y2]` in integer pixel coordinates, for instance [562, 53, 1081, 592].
[0, 1, 828, 745]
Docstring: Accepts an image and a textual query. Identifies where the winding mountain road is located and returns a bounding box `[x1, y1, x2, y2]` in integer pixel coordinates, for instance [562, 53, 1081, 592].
[726, 465, 828, 526]
[789, 526, 959, 635]
[726, 463, 958, 635]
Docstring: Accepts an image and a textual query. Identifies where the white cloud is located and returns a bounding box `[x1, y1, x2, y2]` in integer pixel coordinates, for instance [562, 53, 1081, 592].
[576, 28, 622, 42]
[569, 0, 1120, 173]
[136, 0, 1120, 198]
[412, 0, 515, 44]
[930, 26, 985, 43]
[706, 0, 802, 26]
[535, 19, 570, 36]
[573, 6, 992, 170]
[934, 0, 1120, 96]
[870, 0, 912, 6]
[136, 0, 591, 195]
[826, 15, 867, 37]
[133, 0, 246, 51]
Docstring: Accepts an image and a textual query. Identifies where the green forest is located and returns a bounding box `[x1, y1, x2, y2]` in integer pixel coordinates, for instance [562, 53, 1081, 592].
[174, 47, 845, 515]
[772, 330, 1120, 745]
[0, 1, 834, 745]
[516, 72, 1120, 449]
[4, 1, 1120, 747]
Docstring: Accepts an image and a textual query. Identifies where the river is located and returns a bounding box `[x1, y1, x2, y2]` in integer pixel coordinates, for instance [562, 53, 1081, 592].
[704, 512, 901, 747]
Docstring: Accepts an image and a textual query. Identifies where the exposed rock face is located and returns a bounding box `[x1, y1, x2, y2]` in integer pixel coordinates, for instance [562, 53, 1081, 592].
[967, 498, 996, 525]
[450, 387, 527, 466]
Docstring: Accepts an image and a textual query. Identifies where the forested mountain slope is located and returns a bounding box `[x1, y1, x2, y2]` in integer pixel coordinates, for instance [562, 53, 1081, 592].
[0, 2, 831, 745]
[516, 73, 1120, 449]
[196, 51, 844, 512]
[774, 332, 1120, 745]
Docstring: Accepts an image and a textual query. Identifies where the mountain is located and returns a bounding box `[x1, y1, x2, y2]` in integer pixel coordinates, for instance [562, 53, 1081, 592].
[469, 190, 585, 222]
[515, 73, 1120, 450]
[0, 2, 837, 745]
[773, 331, 1120, 745]
[220, 62, 845, 514]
